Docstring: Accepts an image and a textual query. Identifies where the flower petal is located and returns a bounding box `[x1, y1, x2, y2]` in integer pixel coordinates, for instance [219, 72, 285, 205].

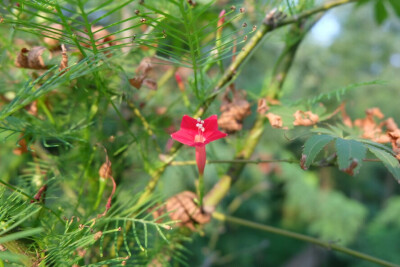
[180, 115, 198, 135]
[171, 130, 195, 146]
[203, 115, 218, 132]
[204, 130, 227, 144]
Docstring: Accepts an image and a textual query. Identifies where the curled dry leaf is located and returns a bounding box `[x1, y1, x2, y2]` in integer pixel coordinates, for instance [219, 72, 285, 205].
[142, 78, 157, 90]
[13, 134, 28, 156]
[218, 88, 251, 133]
[128, 76, 144, 89]
[300, 154, 307, 170]
[265, 112, 283, 129]
[257, 98, 269, 115]
[354, 107, 388, 143]
[342, 159, 359, 176]
[388, 129, 400, 160]
[30, 184, 47, 203]
[129, 57, 157, 90]
[293, 110, 319, 126]
[15, 47, 51, 69]
[152, 191, 211, 231]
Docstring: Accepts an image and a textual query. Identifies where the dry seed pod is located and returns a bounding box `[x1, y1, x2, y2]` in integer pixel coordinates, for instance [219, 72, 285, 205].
[354, 107, 387, 142]
[265, 112, 283, 129]
[218, 89, 251, 133]
[99, 159, 112, 179]
[15, 47, 51, 69]
[293, 110, 319, 126]
[153, 191, 211, 231]
[129, 57, 157, 90]
[257, 98, 269, 115]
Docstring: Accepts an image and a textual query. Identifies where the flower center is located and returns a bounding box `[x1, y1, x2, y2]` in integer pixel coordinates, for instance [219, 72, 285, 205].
[195, 118, 206, 143]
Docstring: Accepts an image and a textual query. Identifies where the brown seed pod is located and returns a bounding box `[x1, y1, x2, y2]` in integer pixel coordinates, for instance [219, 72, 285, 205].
[265, 112, 283, 129]
[153, 191, 211, 231]
[218, 87, 251, 133]
[15, 47, 51, 69]
[293, 110, 319, 126]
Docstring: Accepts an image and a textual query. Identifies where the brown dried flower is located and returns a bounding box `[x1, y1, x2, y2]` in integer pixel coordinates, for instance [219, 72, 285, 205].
[293, 110, 319, 126]
[218, 87, 251, 133]
[152, 191, 211, 231]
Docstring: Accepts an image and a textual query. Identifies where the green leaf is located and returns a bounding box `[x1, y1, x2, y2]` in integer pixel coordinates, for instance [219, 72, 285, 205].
[367, 145, 400, 182]
[375, 0, 388, 25]
[0, 228, 43, 244]
[389, 0, 400, 17]
[335, 138, 367, 174]
[302, 135, 335, 169]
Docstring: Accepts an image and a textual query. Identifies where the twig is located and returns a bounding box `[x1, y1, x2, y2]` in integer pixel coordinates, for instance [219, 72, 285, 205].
[169, 158, 381, 166]
[213, 212, 399, 267]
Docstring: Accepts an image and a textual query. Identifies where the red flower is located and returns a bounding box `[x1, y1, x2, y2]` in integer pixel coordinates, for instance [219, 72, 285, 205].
[171, 115, 227, 174]
[171, 115, 227, 147]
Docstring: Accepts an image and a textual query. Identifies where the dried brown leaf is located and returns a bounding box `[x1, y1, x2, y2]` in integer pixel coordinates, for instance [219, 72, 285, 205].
[257, 98, 269, 115]
[142, 78, 157, 90]
[218, 89, 251, 133]
[300, 154, 307, 170]
[129, 76, 145, 89]
[266, 112, 283, 128]
[293, 110, 319, 126]
[342, 159, 359, 176]
[15, 47, 51, 69]
[153, 191, 211, 231]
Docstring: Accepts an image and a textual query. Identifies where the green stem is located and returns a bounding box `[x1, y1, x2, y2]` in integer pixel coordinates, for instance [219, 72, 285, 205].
[170, 158, 297, 166]
[37, 98, 55, 125]
[212, 212, 399, 267]
[197, 173, 204, 209]
[93, 177, 107, 211]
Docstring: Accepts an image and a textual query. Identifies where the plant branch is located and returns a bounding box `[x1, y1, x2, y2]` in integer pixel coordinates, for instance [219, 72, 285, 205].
[205, 17, 318, 208]
[212, 212, 399, 267]
[138, 0, 355, 207]
[169, 158, 381, 166]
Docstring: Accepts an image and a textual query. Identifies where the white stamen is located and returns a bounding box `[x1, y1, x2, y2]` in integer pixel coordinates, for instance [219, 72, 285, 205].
[201, 120, 204, 124]
[196, 123, 200, 127]
[197, 118, 201, 122]
[201, 128, 205, 132]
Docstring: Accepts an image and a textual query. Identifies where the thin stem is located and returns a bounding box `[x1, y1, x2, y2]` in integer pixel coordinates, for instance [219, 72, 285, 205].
[197, 173, 204, 209]
[169, 158, 381, 166]
[213, 212, 399, 267]
[170, 158, 297, 166]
